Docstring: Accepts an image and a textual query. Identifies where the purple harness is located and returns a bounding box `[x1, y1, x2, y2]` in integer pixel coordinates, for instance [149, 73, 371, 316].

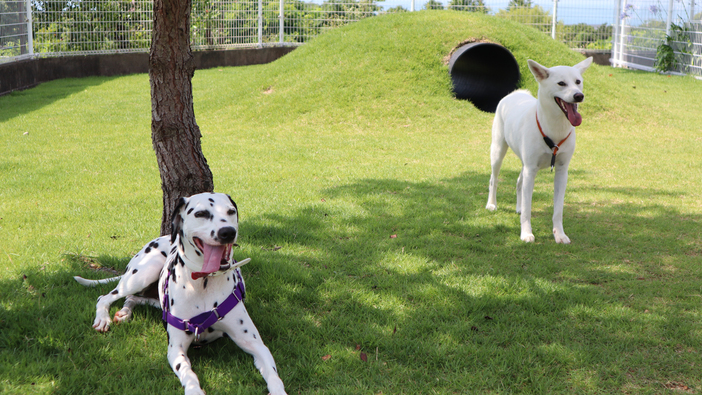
[162, 265, 246, 339]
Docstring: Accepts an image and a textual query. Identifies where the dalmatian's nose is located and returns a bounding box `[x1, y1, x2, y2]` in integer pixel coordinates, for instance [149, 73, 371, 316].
[217, 227, 237, 244]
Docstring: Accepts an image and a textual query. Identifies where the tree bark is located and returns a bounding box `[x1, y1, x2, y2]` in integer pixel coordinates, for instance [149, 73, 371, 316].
[149, 0, 214, 236]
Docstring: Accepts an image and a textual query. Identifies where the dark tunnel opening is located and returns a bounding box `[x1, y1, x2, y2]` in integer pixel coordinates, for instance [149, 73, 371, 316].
[448, 42, 521, 113]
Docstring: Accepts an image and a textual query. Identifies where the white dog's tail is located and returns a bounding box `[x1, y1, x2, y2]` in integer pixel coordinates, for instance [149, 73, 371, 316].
[73, 275, 123, 287]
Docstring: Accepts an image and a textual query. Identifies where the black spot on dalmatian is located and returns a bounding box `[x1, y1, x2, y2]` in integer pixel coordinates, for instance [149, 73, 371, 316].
[194, 210, 213, 220]
[210, 230, 215, 238]
[208, 198, 215, 203]
[111, 290, 118, 295]
[171, 298, 174, 306]
[171, 269, 177, 284]
[240, 319, 244, 325]
[161, 251, 167, 257]
[208, 327, 214, 333]
[185, 330, 193, 335]
[175, 363, 181, 371]
[253, 334, 257, 339]
[170, 246, 177, 254]
[213, 301, 218, 308]
[195, 249, 201, 257]
[145, 247, 151, 254]
[220, 219, 226, 223]
[132, 269, 138, 274]
[150, 241, 159, 249]
[203, 278, 208, 289]
[97, 296, 102, 302]
[187, 208, 194, 215]
[244, 329, 248, 333]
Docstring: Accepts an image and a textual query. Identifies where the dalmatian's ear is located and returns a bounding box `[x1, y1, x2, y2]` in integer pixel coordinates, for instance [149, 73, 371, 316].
[226, 194, 238, 221]
[170, 197, 188, 243]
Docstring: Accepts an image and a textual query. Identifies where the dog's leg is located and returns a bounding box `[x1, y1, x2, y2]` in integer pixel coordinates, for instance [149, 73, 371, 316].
[219, 305, 287, 395]
[515, 170, 523, 214]
[519, 166, 537, 242]
[167, 330, 205, 395]
[552, 164, 571, 244]
[113, 295, 160, 324]
[486, 121, 508, 211]
[113, 295, 138, 324]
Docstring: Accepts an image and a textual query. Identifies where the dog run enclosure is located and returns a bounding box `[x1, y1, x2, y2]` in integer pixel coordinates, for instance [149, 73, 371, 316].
[0, 0, 700, 76]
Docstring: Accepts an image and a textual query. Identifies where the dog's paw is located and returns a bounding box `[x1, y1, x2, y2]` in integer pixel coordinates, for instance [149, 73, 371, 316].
[114, 308, 132, 324]
[92, 317, 112, 332]
[553, 230, 571, 244]
[267, 381, 287, 395]
[520, 233, 535, 243]
[486, 203, 497, 211]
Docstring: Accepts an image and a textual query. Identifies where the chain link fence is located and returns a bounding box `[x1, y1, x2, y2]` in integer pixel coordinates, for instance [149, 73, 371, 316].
[612, 0, 701, 75]
[1, 0, 700, 76]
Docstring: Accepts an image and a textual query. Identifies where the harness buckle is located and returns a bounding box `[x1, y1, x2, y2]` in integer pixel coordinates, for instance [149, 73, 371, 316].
[214, 308, 222, 321]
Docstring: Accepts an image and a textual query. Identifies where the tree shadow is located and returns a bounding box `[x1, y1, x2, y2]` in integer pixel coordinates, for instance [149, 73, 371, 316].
[2, 171, 700, 393]
[240, 171, 702, 391]
[0, 77, 114, 123]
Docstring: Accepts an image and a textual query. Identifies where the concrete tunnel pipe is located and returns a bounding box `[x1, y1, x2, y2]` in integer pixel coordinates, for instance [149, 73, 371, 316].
[448, 42, 521, 113]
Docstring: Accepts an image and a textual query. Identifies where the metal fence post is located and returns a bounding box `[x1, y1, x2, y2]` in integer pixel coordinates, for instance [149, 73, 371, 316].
[551, 0, 558, 40]
[619, 0, 627, 66]
[665, 0, 674, 37]
[612, 0, 621, 66]
[258, 0, 263, 47]
[279, 0, 284, 43]
[25, 0, 34, 56]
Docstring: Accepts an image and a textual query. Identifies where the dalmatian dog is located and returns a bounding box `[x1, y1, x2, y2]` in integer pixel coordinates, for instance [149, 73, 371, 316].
[74, 192, 287, 395]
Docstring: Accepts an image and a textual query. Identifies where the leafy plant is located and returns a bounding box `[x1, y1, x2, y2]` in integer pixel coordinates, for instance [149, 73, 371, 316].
[655, 22, 694, 73]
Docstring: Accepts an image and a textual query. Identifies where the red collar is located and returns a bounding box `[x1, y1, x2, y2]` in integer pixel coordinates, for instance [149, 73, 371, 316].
[536, 112, 572, 170]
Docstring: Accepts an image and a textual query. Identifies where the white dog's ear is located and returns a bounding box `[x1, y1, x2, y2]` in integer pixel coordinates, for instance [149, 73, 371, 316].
[574, 56, 593, 73]
[527, 59, 549, 82]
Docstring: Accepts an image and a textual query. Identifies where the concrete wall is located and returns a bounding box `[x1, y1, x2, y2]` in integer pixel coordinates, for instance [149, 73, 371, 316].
[577, 50, 612, 66]
[0, 46, 296, 96]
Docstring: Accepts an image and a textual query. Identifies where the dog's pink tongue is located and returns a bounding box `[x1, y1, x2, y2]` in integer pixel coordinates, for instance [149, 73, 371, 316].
[193, 244, 225, 279]
[565, 102, 582, 127]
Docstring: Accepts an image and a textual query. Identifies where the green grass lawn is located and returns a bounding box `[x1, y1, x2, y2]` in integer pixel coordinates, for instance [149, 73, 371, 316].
[2, 10, 702, 394]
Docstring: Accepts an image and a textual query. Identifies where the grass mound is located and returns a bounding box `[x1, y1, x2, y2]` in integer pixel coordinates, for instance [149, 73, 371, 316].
[1, 11, 702, 395]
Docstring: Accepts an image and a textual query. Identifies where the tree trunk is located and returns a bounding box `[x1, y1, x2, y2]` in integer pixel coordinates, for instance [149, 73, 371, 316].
[149, 0, 214, 236]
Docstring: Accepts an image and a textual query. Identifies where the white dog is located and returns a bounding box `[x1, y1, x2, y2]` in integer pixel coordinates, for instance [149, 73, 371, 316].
[74, 193, 286, 395]
[486, 57, 593, 243]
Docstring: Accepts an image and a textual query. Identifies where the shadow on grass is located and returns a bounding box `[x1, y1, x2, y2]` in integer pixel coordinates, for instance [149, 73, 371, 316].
[242, 171, 702, 391]
[0, 77, 114, 123]
[1, 171, 701, 393]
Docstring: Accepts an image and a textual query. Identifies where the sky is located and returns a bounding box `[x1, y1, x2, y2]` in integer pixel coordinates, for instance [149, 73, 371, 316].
[378, 0, 618, 26]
